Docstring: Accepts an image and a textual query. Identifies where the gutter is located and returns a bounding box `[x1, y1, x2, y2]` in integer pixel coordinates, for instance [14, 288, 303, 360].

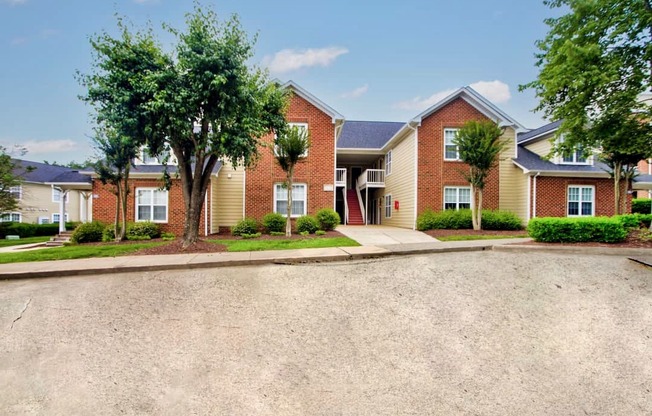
[532, 172, 541, 218]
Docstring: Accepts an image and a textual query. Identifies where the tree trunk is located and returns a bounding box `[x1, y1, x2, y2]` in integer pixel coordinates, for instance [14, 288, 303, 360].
[471, 185, 479, 231]
[613, 161, 622, 215]
[114, 181, 121, 242]
[119, 167, 130, 241]
[477, 189, 483, 231]
[286, 168, 294, 237]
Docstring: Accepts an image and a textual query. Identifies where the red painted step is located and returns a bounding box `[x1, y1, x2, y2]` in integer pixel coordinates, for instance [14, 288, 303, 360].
[346, 189, 364, 225]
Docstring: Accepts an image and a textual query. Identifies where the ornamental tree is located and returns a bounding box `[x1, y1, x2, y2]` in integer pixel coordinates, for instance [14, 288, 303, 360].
[453, 120, 505, 230]
[274, 125, 310, 236]
[0, 146, 23, 215]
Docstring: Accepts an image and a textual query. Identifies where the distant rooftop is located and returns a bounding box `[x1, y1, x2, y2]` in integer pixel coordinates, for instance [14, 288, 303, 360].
[12, 159, 91, 184]
[517, 120, 562, 144]
[337, 120, 405, 149]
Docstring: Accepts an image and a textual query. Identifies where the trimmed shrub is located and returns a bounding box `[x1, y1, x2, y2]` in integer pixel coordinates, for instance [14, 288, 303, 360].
[232, 218, 259, 236]
[416, 209, 473, 230]
[296, 215, 319, 234]
[263, 212, 286, 233]
[527, 217, 627, 243]
[71, 221, 105, 244]
[316, 208, 340, 231]
[614, 214, 643, 229]
[315, 230, 326, 236]
[632, 198, 652, 214]
[2, 223, 37, 238]
[126, 221, 161, 240]
[241, 232, 262, 239]
[102, 225, 115, 242]
[127, 234, 151, 241]
[270, 231, 285, 236]
[161, 232, 176, 241]
[481, 210, 523, 230]
[299, 231, 309, 236]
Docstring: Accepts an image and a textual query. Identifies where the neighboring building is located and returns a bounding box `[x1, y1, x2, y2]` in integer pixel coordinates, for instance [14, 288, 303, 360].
[2, 160, 92, 225]
[87, 80, 650, 234]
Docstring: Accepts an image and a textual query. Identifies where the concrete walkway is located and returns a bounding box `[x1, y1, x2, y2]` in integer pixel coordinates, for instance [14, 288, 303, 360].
[337, 225, 439, 246]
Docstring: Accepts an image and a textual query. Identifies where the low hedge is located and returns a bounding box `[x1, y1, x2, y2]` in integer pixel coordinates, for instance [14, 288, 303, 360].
[296, 215, 319, 234]
[232, 218, 259, 236]
[0, 222, 76, 238]
[632, 198, 652, 214]
[316, 208, 340, 231]
[71, 221, 105, 244]
[126, 221, 161, 240]
[614, 213, 652, 229]
[527, 217, 627, 243]
[262, 213, 286, 233]
[416, 209, 523, 231]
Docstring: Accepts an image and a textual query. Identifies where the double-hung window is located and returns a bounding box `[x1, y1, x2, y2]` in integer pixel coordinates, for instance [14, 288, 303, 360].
[9, 186, 22, 200]
[385, 150, 392, 176]
[561, 147, 588, 164]
[0, 213, 21, 222]
[52, 188, 69, 203]
[568, 185, 594, 216]
[384, 194, 392, 218]
[136, 188, 168, 222]
[52, 213, 69, 223]
[444, 128, 460, 161]
[274, 183, 306, 217]
[444, 187, 471, 210]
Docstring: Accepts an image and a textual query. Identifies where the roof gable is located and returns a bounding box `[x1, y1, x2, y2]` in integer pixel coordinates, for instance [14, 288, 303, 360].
[412, 86, 524, 129]
[278, 80, 344, 123]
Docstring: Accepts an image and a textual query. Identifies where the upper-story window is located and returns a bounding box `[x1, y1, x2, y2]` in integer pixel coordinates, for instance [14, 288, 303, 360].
[561, 147, 589, 164]
[385, 150, 392, 176]
[52, 188, 69, 204]
[444, 128, 460, 161]
[9, 186, 22, 200]
[137, 146, 178, 165]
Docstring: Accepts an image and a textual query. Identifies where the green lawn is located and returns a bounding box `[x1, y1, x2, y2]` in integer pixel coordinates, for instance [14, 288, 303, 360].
[208, 236, 359, 252]
[0, 236, 50, 248]
[0, 242, 167, 264]
[436, 234, 528, 242]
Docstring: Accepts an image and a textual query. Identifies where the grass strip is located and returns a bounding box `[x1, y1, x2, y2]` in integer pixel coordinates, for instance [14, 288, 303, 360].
[0, 242, 167, 264]
[208, 236, 359, 252]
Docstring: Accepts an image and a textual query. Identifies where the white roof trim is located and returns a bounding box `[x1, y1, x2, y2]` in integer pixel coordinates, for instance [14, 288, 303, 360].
[411, 86, 524, 130]
[518, 127, 559, 145]
[278, 80, 345, 123]
[510, 160, 609, 178]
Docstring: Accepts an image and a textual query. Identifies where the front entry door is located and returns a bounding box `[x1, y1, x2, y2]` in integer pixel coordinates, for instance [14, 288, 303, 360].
[350, 167, 362, 189]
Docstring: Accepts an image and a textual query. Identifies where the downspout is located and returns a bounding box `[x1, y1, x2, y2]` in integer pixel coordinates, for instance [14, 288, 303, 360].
[204, 188, 208, 237]
[526, 173, 532, 221]
[532, 172, 541, 218]
[334, 120, 344, 212]
[405, 121, 419, 230]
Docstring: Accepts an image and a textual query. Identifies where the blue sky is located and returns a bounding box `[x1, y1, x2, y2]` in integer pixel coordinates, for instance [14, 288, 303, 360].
[0, 0, 554, 164]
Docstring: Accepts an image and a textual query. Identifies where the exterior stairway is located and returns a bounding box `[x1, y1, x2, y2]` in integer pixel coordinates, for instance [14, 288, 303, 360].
[346, 189, 364, 225]
[46, 231, 73, 247]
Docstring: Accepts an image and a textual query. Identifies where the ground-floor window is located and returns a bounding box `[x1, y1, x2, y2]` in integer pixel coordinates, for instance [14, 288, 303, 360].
[568, 185, 594, 216]
[384, 194, 392, 218]
[444, 187, 471, 210]
[136, 188, 168, 222]
[274, 183, 306, 217]
[52, 213, 69, 223]
[0, 212, 21, 222]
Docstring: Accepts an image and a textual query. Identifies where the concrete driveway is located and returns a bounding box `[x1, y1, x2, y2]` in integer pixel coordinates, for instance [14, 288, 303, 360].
[1, 251, 650, 415]
[337, 224, 438, 245]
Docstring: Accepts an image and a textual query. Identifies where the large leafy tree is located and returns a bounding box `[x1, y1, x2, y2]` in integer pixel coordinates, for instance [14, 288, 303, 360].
[274, 125, 310, 236]
[147, 7, 287, 248]
[453, 120, 505, 230]
[521, 0, 652, 213]
[0, 146, 23, 215]
[79, 22, 169, 241]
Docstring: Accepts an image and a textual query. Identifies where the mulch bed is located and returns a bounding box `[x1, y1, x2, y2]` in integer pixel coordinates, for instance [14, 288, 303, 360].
[124, 230, 346, 256]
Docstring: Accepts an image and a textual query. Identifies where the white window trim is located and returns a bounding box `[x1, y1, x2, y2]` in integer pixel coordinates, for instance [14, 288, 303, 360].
[0, 212, 21, 222]
[385, 150, 392, 176]
[567, 185, 595, 217]
[9, 185, 22, 200]
[384, 194, 392, 219]
[273, 183, 307, 218]
[444, 128, 461, 161]
[137, 145, 178, 166]
[135, 188, 169, 223]
[556, 136, 593, 166]
[274, 123, 309, 158]
[52, 188, 69, 204]
[443, 186, 472, 210]
[51, 213, 69, 223]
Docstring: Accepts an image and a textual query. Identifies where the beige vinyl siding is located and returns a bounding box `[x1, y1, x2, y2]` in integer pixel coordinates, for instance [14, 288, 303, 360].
[212, 162, 244, 230]
[498, 128, 527, 223]
[15, 183, 86, 223]
[381, 131, 416, 228]
[524, 136, 553, 158]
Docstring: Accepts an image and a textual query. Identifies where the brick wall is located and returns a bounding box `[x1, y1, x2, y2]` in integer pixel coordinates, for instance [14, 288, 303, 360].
[416, 97, 500, 213]
[92, 177, 207, 236]
[245, 92, 335, 220]
[532, 176, 629, 217]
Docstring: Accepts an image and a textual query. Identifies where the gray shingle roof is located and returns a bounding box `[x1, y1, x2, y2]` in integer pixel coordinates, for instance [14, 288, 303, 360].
[513, 146, 609, 174]
[517, 120, 562, 144]
[12, 159, 91, 184]
[634, 174, 652, 184]
[337, 121, 405, 149]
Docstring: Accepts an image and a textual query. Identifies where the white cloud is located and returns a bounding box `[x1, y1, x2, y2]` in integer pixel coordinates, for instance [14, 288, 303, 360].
[23, 140, 78, 155]
[262, 47, 348, 74]
[393, 80, 511, 112]
[341, 84, 368, 99]
[469, 80, 511, 103]
[10, 37, 28, 46]
[2, 0, 27, 5]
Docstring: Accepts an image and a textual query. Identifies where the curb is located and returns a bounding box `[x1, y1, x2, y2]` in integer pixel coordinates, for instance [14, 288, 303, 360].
[493, 243, 652, 257]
